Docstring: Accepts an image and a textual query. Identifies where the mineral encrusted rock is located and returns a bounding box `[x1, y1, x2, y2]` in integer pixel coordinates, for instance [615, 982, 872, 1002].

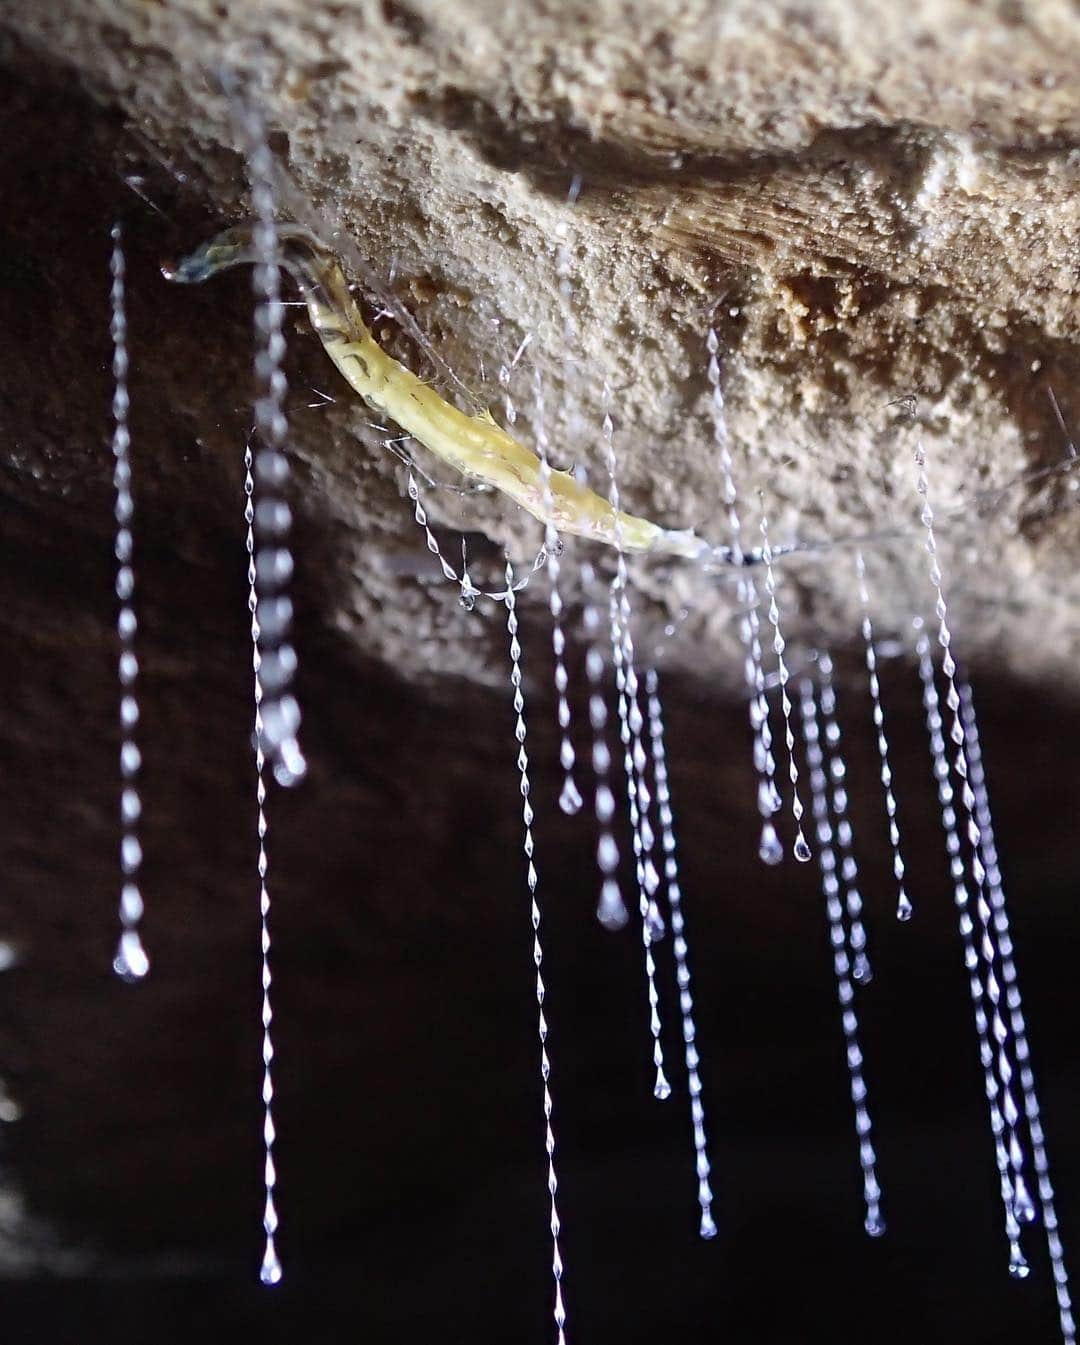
[4, 0, 1079, 689]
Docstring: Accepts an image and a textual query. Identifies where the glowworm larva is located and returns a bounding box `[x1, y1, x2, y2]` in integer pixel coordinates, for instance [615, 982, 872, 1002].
[165, 224, 753, 564]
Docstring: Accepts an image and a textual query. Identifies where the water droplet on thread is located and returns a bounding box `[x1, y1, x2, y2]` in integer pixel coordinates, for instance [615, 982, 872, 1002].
[597, 880, 629, 930]
[108, 224, 149, 981]
[1008, 1250, 1031, 1280]
[1014, 1177, 1037, 1224]
[759, 822, 783, 865]
[113, 930, 149, 982]
[580, 563, 624, 939]
[260, 1244, 283, 1286]
[793, 831, 812, 863]
[558, 776, 583, 816]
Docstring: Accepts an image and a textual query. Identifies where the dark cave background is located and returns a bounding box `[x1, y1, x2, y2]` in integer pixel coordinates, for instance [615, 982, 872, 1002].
[1, 60, 1079, 1345]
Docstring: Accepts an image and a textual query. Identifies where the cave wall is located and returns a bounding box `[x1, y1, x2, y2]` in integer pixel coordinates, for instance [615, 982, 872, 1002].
[1, 6, 1079, 1343]
[2, 0, 1079, 688]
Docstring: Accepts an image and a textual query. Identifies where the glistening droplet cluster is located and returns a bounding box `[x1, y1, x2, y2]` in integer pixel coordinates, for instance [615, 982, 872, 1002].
[108, 223, 150, 985]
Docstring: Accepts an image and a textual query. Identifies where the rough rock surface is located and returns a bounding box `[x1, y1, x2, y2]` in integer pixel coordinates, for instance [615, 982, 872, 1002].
[0, 6, 1079, 1344]
[4, 0, 1080, 691]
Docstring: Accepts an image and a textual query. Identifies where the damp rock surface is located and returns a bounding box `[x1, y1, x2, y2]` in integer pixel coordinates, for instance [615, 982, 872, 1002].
[2, 0, 1080, 693]
[1, 8, 1080, 1345]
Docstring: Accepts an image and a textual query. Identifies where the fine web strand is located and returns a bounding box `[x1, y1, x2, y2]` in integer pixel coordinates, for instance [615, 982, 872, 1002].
[913, 438, 1033, 1236]
[582, 560, 628, 931]
[404, 469, 545, 601]
[108, 223, 150, 983]
[855, 551, 911, 920]
[800, 678, 885, 1238]
[705, 329, 783, 862]
[245, 439, 282, 1287]
[238, 92, 305, 787]
[758, 498, 811, 861]
[503, 560, 569, 1345]
[602, 396, 671, 1100]
[914, 618, 1031, 1279]
[645, 668, 716, 1237]
[533, 369, 582, 816]
[817, 653, 872, 984]
[958, 681, 1075, 1341]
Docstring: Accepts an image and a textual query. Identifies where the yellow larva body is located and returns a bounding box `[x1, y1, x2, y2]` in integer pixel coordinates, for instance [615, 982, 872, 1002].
[165, 224, 708, 561]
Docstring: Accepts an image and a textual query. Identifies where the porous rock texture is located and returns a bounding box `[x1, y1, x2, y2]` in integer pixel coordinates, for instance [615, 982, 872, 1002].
[6, 0, 1080, 690]
[0, 5, 1079, 1344]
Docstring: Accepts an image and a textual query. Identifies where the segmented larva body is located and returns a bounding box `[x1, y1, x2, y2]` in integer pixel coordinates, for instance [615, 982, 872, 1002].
[165, 225, 763, 567]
